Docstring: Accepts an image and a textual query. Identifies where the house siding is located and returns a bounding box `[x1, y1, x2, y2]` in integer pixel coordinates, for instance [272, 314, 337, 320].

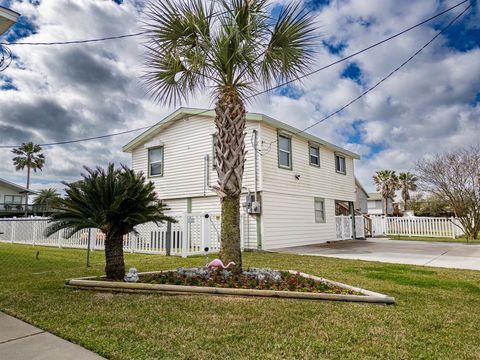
[259, 123, 355, 201]
[0, 183, 27, 212]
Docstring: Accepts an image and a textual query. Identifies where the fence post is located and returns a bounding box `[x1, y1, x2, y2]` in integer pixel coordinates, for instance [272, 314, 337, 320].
[201, 215, 207, 252]
[32, 221, 37, 246]
[182, 212, 188, 258]
[450, 218, 456, 239]
[407, 218, 412, 237]
[86, 228, 92, 267]
[58, 229, 63, 248]
[166, 221, 172, 256]
[11, 221, 15, 244]
[240, 214, 245, 250]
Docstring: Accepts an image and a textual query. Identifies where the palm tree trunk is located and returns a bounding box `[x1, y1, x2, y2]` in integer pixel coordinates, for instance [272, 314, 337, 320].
[25, 165, 31, 216]
[104, 233, 125, 280]
[215, 88, 246, 272]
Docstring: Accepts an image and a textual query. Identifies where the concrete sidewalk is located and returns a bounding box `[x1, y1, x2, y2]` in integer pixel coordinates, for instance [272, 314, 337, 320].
[273, 238, 480, 270]
[0, 312, 105, 360]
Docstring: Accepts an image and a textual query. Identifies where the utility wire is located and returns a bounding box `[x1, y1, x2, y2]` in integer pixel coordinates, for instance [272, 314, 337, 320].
[1, 31, 148, 46]
[255, 0, 474, 154]
[0, 0, 472, 148]
[247, 0, 470, 98]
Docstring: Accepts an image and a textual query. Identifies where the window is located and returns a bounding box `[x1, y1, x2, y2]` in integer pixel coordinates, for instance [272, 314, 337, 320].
[278, 133, 292, 169]
[309, 144, 320, 167]
[212, 134, 217, 169]
[335, 154, 346, 174]
[148, 147, 163, 177]
[314, 198, 326, 223]
[4, 195, 22, 204]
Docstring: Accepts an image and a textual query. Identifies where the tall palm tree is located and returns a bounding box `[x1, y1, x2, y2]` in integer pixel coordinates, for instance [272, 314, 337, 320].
[143, 0, 317, 271]
[373, 170, 399, 216]
[12, 142, 45, 213]
[398, 172, 417, 211]
[45, 164, 174, 280]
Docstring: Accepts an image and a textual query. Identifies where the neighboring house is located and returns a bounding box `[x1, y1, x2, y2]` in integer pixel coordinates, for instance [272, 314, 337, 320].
[367, 192, 394, 216]
[0, 6, 19, 35]
[0, 178, 35, 216]
[123, 108, 360, 250]
[355, 178, 369, 214]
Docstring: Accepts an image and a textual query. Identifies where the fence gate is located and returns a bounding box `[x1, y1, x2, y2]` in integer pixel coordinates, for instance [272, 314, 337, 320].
[335, 215, 366, 240]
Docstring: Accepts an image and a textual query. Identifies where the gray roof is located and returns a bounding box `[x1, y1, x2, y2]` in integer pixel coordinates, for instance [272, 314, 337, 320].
[368, 192, 394, 201]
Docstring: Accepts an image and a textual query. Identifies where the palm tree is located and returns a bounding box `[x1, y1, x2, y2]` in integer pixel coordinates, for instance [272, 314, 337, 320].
[45, 164, 174, 280]
[33, 188, 61, 214]
[398, 172, 417, 211]
[373, 170, 399, 216]
[12, 142, 45, 213]
[143, 0, 317, 271]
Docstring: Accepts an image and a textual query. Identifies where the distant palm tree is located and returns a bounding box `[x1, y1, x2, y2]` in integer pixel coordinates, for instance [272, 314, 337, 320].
[46, 164, 174, 280]
[12, 142, 45, 214]
[398, 172, 417, 211]
[373, 170, 399, 216]
[33, 188, 61, 214]
[143, 0, 317, 271]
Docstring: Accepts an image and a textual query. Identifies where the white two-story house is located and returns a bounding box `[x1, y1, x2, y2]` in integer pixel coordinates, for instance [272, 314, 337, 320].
[123, 108, 360, 250]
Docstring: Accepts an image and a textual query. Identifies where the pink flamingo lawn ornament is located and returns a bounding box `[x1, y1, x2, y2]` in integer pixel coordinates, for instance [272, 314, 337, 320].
[207, 259, 236, 270]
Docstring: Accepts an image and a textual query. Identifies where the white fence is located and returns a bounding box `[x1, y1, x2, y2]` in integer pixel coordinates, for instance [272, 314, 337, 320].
[371, 216, 464, 238]
[0, 213, 244, 257]
[335, 216, 366, 240]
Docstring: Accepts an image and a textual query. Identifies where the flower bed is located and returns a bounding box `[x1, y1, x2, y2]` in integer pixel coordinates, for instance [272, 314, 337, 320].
[140, 267, 359, 295]
[66, 268, 395, 304]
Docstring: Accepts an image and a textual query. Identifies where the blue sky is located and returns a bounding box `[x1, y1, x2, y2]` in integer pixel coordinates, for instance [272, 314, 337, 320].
[0, 0, 479, 192]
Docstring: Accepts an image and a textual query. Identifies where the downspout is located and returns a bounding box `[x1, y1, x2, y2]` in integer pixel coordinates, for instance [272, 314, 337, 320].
[253, 129, 258, 200]
[203, 154, 209, 196]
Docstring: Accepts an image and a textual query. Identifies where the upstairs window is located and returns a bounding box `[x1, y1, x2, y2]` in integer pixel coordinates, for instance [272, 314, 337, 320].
[309, 144, 320, 167]
[148, 147, 163, 177]
[278, 133, 292, 169]
[4, 195, 22, 204]
[335, 154, 346, 174]
[314, 198, 326, 223]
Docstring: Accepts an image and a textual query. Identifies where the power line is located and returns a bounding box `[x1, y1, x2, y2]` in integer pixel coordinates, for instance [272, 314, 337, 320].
[1, 31, 148, 46]
[247, 0, 470, 98]
[0, 0, 472, 148]
[255, 0, 474, 155]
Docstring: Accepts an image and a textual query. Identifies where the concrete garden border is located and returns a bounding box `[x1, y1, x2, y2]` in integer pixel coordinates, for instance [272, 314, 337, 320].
[65, 270, 395, 304]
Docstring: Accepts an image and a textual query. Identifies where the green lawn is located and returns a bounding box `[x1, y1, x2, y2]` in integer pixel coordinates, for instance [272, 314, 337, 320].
[384, 235, 478, 243]
[1, 244, 479, 359]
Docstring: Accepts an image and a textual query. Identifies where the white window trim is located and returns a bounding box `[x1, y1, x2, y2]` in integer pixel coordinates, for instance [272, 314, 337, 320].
[314, 197, 326, 223]
[335, 154, 346, 175]
[278, 132, 292, 170]
[309, 143, 320, 167]
[148, 146, 163, 177]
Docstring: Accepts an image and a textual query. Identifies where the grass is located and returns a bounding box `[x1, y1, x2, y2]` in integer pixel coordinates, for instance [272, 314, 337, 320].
[1, 243, 480, 359]
[384, 235, 478, 243]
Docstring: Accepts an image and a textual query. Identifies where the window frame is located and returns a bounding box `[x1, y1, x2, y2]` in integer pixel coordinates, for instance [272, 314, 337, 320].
[308, 143, 320, 167]
[4, 195, 23, 204]
[314, 197, 326, 223]
[335, 154, 346, 175]
[148, 146, 164, 178]
[277, 132, 292, 170]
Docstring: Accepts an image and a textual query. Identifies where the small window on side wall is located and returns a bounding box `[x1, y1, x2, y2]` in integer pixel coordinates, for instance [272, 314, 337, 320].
[278, 133, 292, 169]
[148, 147, 163, 177]
[335, 154, 346, 174]
[314, 198, 326, 223]
[309, 144, 320, 167]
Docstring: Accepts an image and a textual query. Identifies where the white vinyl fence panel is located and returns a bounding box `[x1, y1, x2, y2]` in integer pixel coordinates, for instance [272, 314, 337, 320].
[0, 212, 242, 257]
[371, 216, 464, 238]
[335, 216, 366, 240]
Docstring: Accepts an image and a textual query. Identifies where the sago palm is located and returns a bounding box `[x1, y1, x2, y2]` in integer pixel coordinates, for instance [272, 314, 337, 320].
[143, 0, 317, 271]
[12, 142, 45, 212]
[373, 170, 399, 216]
[46, 164, 174, 280]
[398, 172, 417, 211]
[33, 188, 61, 214]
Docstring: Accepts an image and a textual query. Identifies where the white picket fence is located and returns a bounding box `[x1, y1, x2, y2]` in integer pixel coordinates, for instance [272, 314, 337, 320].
[335, 215, 366, 240]
[0, 213, 245, 257]
[371, 216, 464, 238]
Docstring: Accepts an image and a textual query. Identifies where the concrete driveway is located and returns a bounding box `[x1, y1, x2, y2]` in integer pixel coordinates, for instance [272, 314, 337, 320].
[273, 238, 480, 271]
